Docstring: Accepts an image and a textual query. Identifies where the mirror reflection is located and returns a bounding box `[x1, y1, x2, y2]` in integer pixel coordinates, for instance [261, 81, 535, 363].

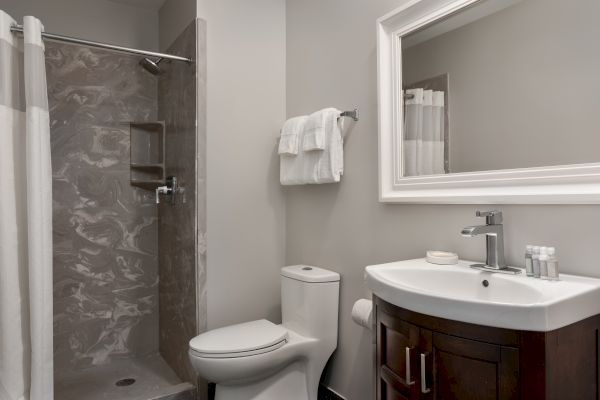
[401, 0, 600, 176]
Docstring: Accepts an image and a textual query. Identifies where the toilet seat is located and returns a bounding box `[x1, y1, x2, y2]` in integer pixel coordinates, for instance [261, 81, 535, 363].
[189, 319, 288, 359]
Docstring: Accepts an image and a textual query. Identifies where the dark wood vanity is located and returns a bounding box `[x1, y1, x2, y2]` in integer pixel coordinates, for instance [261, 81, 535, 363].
[374, 296, 600, 400]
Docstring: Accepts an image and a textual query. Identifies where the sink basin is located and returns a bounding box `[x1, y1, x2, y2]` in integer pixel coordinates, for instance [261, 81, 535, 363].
[365, 258, 600, 331]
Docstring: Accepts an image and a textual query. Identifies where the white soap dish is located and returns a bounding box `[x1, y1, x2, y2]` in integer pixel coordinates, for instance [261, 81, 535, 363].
[426, 251, 458, 265]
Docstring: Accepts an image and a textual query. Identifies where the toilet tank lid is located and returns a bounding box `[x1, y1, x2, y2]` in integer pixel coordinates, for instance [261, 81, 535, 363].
[281, 265, 340, 283]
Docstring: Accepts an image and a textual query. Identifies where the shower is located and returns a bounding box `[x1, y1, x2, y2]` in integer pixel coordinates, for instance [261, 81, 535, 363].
[140, 57, 163, 75]
[26, 19, 201, 400]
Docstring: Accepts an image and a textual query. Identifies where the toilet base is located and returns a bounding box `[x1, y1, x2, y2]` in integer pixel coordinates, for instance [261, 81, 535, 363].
[215, 361, 313, 400]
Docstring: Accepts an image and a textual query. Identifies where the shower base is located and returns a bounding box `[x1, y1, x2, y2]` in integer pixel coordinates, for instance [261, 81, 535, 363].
[55, 354, 195, 400]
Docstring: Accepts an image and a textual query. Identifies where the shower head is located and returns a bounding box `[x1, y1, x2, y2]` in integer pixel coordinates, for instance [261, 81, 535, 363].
[140, 57, 163, 75]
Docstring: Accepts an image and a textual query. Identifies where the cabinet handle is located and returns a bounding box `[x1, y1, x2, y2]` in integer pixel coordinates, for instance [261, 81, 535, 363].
[420, 353, 431, 394]
[405, 347, 415, 386]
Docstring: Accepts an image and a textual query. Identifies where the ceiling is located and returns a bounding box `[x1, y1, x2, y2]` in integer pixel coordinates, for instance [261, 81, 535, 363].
[107, 0, 168, 11]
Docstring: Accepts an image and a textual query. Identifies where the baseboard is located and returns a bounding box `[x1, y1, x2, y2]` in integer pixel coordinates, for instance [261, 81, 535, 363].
[318, 384, 346, 400]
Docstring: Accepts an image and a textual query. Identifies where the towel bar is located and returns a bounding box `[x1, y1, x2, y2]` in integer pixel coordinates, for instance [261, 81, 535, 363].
[278, 108, 359, 136]
[339, 108, 359, 122]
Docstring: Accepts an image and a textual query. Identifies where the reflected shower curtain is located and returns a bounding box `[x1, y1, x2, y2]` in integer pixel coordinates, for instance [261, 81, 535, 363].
[403, 88, 445, 176]
[0, 11, 53, 400]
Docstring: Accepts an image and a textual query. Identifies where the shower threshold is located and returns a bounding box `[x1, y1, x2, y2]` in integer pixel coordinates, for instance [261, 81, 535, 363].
[55, 354, 195, 400]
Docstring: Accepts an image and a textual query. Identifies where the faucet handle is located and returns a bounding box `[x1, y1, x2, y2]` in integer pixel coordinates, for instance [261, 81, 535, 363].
[476, 210, 503, 224]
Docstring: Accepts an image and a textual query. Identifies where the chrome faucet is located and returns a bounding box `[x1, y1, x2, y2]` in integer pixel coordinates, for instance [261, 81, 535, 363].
[461, 210, 506, 270]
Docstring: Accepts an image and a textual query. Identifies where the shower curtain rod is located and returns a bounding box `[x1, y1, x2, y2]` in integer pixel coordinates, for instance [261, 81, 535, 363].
[10, 25, 193, 63]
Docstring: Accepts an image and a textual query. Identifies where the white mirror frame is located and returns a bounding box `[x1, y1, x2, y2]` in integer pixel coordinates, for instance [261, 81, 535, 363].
[377, 0, 600, 204]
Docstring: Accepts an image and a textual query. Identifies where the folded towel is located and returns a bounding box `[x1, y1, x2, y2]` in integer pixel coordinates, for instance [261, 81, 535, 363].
[280, 109, 343, 185]
[278, 116, 307, 155]
[280, 147, 310, 185]
[302, 108, 340, 151]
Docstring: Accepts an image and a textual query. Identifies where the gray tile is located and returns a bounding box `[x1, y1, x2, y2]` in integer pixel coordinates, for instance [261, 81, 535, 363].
[157, 20, 205, 384]
[47, 41, 160, 371]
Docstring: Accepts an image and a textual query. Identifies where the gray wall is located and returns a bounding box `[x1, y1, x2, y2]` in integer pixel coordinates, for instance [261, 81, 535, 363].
[197, 0, 287, 331]
[403, 0, 600, 173]
[2, 0, 159, 50]
[286, 0, 600, 398]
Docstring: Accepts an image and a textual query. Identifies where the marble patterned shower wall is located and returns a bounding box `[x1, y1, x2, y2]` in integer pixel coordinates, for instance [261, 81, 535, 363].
[157, 20, 204, 383]
[47, 42, 160, 370]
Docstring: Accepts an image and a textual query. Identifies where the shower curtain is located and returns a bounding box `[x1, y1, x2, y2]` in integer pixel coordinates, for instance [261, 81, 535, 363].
[0, 11, 53, 400]
[403, 88, 445, 176]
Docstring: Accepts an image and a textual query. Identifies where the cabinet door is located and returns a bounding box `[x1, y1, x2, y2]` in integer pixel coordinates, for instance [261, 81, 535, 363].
[377, 309, 421, 400]
[421, 332, 519, 400]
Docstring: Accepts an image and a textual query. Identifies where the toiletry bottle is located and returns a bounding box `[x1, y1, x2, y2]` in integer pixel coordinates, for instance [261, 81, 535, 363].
[539, 247, 548, 279]
[532, 246, 541, 278]
[546, 247, 560, 281]
[525, 245, 534, 277]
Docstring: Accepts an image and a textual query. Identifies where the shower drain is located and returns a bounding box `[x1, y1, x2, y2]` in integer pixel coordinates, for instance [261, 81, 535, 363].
[115, 378, 136, 387]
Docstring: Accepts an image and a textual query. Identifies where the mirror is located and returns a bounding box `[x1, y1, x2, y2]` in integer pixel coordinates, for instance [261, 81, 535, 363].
[400, 0, 600, 176]
[377, 0, 600, 203]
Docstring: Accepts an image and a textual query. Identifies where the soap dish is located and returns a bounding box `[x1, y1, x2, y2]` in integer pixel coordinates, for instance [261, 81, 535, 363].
[426, 251, 458, 265]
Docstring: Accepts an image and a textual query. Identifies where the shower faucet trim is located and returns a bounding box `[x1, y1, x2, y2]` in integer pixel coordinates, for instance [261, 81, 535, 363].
[156, 176, 178, 204]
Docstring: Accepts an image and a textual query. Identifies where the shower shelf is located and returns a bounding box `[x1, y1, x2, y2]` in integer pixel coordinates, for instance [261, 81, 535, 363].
[130, 163, 164, 169]
[129, 121, 166, 189]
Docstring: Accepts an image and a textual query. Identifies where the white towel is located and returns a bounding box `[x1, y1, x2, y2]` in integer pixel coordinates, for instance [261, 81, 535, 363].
[302, 108, 340, 151]
[278, 116, 307, 155]
[280, 151, 309, 185]
[313, 110, 343, 183]
[280, 109, 343, 185]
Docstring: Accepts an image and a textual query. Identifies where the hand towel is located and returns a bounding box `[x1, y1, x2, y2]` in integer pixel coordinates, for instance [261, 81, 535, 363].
[278, 116, 307, 155]
[302, 108, 340, 151]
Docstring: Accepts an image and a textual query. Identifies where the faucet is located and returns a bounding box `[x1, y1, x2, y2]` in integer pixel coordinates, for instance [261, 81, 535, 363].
[461, 210, 506, 270]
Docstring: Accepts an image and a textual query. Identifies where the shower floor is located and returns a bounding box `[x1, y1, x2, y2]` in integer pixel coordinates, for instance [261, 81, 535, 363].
[54, 354, 195, 400]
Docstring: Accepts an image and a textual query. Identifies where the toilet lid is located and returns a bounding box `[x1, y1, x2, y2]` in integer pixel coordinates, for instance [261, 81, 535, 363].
[189, 319, 288, 358]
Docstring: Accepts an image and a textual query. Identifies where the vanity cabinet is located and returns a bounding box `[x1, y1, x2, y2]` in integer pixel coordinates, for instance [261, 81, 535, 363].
[375, 296, 600, 400]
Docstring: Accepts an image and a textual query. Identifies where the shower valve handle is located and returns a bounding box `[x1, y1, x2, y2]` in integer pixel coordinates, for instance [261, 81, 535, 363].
[155, 176, 178, 204]
[155, 186, 171, 204]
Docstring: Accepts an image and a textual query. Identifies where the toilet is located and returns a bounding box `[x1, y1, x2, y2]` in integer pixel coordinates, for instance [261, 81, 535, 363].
[188, 265, 340, 400]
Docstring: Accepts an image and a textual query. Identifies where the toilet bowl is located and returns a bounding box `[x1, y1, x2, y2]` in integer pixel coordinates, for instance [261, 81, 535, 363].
[189, 265, 340, 400]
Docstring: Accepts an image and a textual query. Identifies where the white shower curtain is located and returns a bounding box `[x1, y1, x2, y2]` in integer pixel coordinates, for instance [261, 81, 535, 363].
[403, 88, 445, 176]
[0, 11, 53, 400]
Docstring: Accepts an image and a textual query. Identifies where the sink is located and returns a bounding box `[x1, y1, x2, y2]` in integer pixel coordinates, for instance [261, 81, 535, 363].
[365, 258, 600, 331]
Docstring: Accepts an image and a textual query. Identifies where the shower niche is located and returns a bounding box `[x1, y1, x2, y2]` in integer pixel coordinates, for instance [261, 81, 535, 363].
[130, 121, 166, 189]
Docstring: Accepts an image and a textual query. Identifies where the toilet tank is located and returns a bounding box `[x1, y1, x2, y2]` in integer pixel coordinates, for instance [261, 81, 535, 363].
[281, 265, 340, 344]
